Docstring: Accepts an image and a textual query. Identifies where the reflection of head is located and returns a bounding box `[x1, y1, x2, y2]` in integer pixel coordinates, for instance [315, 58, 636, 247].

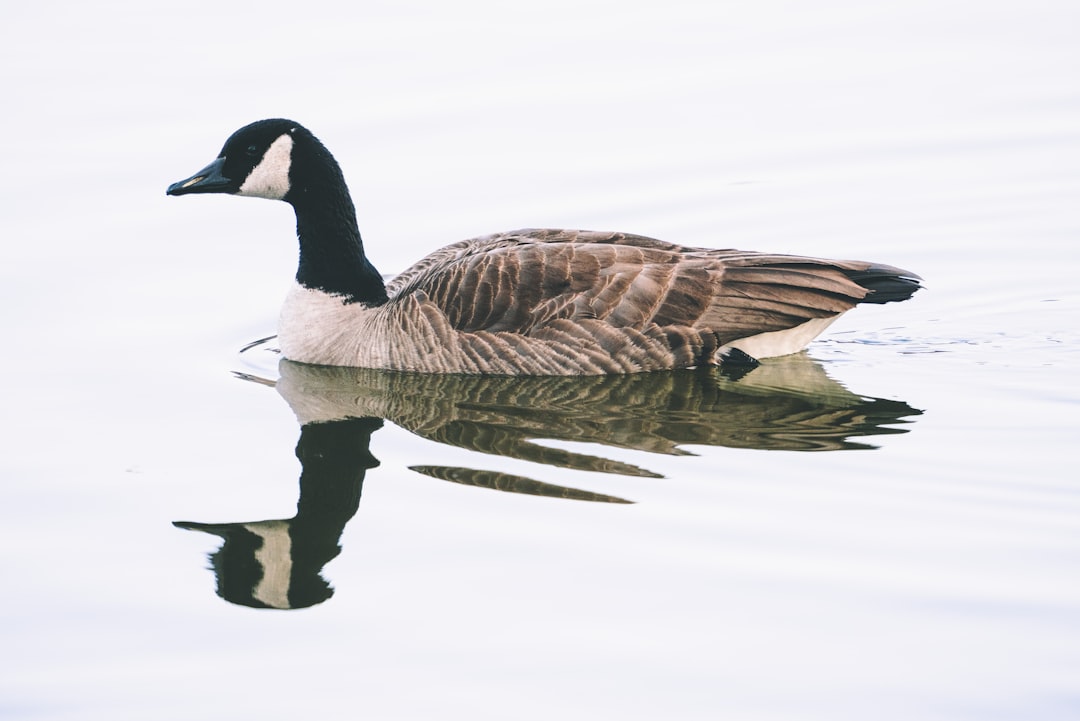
[176, 520, 334, 610]
[175, 417, 383, 610]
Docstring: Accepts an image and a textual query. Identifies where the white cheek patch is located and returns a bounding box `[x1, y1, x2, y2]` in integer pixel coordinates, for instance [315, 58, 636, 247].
[238, 134, 293, 199]
[248, 520, 294, 609]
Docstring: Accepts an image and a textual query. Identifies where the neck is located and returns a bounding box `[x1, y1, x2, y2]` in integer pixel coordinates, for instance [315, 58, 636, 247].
[287, 142, 388, 305]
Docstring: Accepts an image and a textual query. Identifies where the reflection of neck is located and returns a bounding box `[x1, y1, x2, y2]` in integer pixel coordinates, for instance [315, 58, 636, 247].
[294, 418, 383, 524]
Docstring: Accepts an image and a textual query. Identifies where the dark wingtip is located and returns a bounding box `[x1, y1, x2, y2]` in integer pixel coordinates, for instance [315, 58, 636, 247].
[846, 264, 924, 304]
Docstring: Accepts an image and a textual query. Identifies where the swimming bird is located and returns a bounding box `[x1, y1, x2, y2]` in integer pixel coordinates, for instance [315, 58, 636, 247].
[167, 119, 921, 375]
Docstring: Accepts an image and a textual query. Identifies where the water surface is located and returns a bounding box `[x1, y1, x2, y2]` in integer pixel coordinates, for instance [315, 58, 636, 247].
[1, 2, 1078, 720]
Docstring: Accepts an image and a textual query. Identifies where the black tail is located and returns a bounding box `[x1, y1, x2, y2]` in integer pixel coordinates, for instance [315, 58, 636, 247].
[845, 263, 923, 304]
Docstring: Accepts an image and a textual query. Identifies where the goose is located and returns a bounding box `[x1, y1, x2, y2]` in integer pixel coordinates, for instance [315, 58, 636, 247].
[167, 119, 921, 375]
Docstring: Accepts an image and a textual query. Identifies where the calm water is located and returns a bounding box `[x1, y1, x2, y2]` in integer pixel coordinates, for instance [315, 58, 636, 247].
[2, 1, 1079, 719]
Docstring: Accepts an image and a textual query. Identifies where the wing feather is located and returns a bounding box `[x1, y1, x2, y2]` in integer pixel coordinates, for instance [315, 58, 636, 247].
[382, 229, 918, 355]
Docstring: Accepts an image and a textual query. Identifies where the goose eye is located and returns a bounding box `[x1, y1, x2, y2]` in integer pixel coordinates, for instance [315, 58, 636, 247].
[244, 144, 260, 158]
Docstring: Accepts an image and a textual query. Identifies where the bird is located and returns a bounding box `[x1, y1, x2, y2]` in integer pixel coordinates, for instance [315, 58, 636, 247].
[167, 119, 921, 375]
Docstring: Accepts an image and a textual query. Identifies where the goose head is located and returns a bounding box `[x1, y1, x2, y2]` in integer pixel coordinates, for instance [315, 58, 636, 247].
[166, 118, 341, 203]
[167, 119, 387, 304]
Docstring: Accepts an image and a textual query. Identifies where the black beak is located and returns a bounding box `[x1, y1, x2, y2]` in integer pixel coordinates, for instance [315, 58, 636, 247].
[166, 156, 234, 196]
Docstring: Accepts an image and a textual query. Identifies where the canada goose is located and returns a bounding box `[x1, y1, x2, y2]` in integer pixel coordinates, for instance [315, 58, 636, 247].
[167, 119, 921, 375]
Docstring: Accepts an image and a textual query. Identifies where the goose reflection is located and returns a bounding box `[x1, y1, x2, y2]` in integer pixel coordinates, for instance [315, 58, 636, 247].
[176, 354, 921, 609]
[175, 418, 380, 609]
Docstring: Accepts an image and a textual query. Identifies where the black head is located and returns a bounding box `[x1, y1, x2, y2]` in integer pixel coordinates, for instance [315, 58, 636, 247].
[167, 118, 307, 200]
[167, 119, 382, 303]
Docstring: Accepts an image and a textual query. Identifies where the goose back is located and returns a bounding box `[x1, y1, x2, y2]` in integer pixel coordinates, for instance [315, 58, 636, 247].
[278, 228, 919, 374]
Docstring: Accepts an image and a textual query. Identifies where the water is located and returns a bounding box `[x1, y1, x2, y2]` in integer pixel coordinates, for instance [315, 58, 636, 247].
[2, 1, 1079, 719]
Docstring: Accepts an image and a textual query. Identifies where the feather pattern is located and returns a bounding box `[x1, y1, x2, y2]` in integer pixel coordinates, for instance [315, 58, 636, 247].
[278, 228, 920, 374]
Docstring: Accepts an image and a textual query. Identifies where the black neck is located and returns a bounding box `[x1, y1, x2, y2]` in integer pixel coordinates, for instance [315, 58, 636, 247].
[287, 138, 388, 305]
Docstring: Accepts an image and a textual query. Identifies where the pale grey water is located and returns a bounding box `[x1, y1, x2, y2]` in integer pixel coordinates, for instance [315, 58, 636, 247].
[2, 1, 1079, 719]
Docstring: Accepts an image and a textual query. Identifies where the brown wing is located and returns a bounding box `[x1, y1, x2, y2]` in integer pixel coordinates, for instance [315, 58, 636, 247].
[386, 228, 917, 345]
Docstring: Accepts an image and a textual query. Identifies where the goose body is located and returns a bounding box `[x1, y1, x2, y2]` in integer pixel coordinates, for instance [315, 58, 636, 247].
[168, 119, 921, 375]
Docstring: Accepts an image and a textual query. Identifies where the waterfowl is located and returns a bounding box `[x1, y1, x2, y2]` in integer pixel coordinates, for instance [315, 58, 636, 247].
[167, 119, 921, 375]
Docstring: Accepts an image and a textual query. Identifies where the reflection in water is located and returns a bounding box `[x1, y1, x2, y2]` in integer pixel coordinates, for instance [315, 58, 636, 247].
[177, 354, 921, 609]
[175, 418, 382, 609]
